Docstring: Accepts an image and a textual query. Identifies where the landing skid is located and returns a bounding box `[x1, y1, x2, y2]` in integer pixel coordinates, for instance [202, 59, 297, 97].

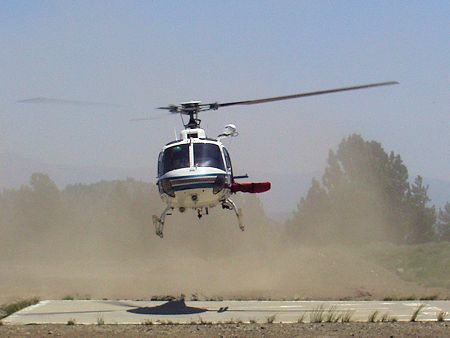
[153, 199, 244, 238]
[222, 198, 244, 231]
[152, 205, 172, 238]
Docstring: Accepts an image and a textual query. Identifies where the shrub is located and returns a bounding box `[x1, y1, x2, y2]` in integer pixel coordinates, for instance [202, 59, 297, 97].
[0, 298, 40, 319]
[410, 304, 425, 322]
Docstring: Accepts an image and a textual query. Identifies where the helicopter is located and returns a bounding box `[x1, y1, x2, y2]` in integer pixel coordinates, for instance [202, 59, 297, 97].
[150, 81, 398, 237]
[18, 81, 398, 238]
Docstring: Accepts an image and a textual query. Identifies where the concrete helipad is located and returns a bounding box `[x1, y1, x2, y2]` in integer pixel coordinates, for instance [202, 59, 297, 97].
[4, 300, 450, 324]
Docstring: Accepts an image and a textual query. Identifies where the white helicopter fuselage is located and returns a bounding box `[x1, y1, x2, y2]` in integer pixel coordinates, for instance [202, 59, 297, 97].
[157, 128, 233, 210]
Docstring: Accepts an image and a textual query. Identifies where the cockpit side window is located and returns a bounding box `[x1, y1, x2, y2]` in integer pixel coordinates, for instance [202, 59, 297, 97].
[161, 144, 189, 174]
[193, 143, 225, 170]
[223, 147, 232, 173]
[157, 152, 163, 177]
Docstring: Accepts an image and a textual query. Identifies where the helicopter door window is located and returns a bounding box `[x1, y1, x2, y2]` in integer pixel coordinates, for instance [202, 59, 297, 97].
[162, 144, 190, 174]
[193, 143, 225, 170]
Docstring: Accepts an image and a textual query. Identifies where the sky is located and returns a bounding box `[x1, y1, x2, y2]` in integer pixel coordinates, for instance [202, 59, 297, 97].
[1, 0, 449, 186]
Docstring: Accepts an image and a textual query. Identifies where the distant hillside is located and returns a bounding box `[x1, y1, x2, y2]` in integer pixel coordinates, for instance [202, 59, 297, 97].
[0, 152, 154, 189]
[1, 152, 448, 218]
[1, 153, 311, 220]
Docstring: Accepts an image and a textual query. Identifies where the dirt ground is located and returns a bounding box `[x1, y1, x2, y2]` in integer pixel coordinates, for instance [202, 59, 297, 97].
[1, 245, 448, 304]
[1, 322, 450, 337]
[1, 188, 449, 303]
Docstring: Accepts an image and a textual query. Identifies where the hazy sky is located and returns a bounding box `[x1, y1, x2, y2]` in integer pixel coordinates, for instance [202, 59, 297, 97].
[1, 1, 449, 181]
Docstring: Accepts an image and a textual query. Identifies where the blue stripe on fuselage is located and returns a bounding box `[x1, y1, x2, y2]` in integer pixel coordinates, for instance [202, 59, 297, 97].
[161, 173, 226, 180]
[173, 182, 216, 192]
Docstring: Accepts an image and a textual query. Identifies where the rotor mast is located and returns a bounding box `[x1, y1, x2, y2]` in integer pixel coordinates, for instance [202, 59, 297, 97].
[181, 101, 202, 129]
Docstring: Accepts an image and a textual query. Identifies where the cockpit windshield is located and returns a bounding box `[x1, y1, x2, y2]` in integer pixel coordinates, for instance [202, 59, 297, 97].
[159, 143, 225, 175]
[194, 143, 225, 170]
[161, 144, 189, 174]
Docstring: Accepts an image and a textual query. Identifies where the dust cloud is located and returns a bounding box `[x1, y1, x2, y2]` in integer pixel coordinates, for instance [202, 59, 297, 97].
[0, 176, 443, 305]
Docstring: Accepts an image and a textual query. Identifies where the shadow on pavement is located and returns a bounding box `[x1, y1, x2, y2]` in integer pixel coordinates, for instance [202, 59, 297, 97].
[127, 299, 208, 315]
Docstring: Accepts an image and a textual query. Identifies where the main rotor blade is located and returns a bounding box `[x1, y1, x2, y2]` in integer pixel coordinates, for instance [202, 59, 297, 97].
[130, 114, 174, 121]
[17, 97, 120, 107]
[157, 105, 180, 114]
[213, 81, 399, 109]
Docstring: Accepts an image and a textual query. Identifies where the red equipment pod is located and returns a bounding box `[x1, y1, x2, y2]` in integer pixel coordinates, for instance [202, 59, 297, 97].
[230, 182, 271, 194]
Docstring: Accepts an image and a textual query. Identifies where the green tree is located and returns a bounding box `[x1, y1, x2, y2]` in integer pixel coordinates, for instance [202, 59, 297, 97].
[437, 202, 450, 241]
[288, 134, 435, 244]
[405, 176, 436, 243]
[29, 173, 63, 228]
[287, 178, 331, 242]
[9, 173, 62, 232]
